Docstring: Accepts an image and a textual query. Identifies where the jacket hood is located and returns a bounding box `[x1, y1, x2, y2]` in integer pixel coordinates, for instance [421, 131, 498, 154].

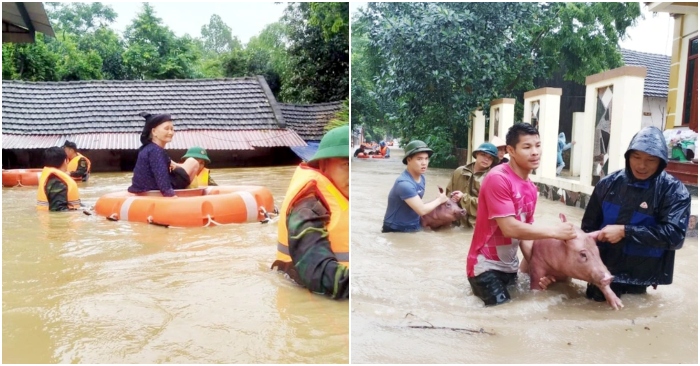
[624, 126, 668, 179]
[558, 132, 566, 144]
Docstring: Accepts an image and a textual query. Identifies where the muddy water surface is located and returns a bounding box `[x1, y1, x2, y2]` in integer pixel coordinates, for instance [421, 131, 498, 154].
[3, 166, 348, 363]
[351, 148, 697, 364]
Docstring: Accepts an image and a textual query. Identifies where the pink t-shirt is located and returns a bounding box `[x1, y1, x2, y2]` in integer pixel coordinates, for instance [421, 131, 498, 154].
[466, 163, 538, 277]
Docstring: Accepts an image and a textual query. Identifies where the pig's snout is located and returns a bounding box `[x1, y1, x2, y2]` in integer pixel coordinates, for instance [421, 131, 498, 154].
[597, 272, 614, 287]
[459, 208, 466, 217]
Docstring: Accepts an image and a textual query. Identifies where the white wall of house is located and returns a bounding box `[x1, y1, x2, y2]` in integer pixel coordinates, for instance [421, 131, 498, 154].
[642, 96, 667, 130]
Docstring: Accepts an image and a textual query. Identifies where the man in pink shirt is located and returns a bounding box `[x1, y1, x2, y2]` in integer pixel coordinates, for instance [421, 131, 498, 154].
[467, 123, 577, 306]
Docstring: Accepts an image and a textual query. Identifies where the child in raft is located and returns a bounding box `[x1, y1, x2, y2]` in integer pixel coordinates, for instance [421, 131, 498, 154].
[128, 113, 200, 197]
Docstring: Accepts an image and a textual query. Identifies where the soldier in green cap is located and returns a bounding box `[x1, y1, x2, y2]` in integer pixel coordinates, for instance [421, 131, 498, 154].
[181, 146, 218, 188]
[382, 140, 448, 232]
[271, 125, 349, 300]
[446, 142, 499, 228]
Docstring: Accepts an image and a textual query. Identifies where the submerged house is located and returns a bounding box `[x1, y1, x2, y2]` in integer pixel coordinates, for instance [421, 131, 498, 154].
[280, 101, 343, 161]
[1, 76, 309, 171]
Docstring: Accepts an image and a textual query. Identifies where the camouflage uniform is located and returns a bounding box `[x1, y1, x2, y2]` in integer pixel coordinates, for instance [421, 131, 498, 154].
[45, 176, 73, 211]
[446, 162, 491, 228]
[69, 157, 89, 180]
[286, 192, 349, 300]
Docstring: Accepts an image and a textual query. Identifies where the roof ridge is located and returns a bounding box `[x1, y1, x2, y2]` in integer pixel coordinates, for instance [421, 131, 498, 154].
[1, 77, 261, 85]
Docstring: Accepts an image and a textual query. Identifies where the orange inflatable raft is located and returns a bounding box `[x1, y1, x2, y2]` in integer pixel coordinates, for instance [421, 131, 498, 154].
[94, 185, 276, 227]
[2, 169, 42, 187]
[356, 153, 387, 159]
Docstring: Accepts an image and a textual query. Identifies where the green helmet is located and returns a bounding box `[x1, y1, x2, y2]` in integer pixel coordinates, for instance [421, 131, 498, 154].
[182, 146, 211, 163]
[472, 142, 499, 167]
[402, 140, 433, 164]
[308, 125, 349, 167]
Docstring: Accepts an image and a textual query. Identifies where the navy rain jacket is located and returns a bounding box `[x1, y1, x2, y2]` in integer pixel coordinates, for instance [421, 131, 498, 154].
[581, 127, 691, 286]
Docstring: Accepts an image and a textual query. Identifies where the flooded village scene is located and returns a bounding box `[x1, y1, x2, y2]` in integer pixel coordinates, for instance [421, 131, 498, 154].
[2, 2, 349, 363]
[2, 1, 699, 365]
[350, 2, 697, 364]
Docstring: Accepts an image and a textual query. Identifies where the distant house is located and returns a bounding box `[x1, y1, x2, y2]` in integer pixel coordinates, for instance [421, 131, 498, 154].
[280, 102, 343, 161]
[529, 48, 672, 140]
[1, 76, 309, 170]
[621, 48, 671, 130]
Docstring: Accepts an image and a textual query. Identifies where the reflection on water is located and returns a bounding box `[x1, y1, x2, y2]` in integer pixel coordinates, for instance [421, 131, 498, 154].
[3, 167, 348, 364]
[351, 148, 698, 364]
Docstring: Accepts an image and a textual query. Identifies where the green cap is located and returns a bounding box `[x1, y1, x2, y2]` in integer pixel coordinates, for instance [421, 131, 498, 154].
[402, 140, 433, 164]
[472, 142, 499, 167]
[308, 125, 349, 167]
[181, 146, 211, 163]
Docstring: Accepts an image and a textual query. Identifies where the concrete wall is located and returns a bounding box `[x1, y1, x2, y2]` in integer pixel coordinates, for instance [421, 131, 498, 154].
[642, 96, 667, 130]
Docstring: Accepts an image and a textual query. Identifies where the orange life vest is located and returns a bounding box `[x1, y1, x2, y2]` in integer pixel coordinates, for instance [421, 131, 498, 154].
[67, 153, 91, 181]
[186, 168, 210, 188]
[36, 167, 81, 210]
[275, 164, 349, 267]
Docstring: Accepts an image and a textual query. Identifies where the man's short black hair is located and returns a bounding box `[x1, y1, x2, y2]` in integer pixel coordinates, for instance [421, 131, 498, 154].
[43, 146, 67, 168]
[506, 123, 540, 148]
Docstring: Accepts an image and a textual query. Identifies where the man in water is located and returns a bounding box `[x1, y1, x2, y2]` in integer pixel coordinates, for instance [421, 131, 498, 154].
[36, 147, 83, 211]
[272, 125, 349, 299]
[447, 142, 499, 228]
[63, 140, 91, 182]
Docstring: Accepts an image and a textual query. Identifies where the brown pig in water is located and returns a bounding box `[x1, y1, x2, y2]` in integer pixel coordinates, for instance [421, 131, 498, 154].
[419, 187, 466, 230]
[528, 213, 624, 310]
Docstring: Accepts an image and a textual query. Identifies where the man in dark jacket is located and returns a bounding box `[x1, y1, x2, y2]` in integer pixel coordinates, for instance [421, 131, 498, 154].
[582, 126, 691, 301]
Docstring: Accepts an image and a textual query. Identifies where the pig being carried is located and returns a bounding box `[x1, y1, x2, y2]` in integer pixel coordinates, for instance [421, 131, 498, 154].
[526, 214, 623, 310]
[420, 187, 466, 230]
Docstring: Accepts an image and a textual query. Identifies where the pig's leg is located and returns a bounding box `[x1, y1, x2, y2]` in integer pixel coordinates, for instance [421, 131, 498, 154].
[599, 285, 624, 310]
[528, 263, 548, 290]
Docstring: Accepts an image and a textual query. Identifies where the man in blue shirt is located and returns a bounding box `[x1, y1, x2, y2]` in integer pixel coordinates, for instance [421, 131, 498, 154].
[382, 140, 448, 232]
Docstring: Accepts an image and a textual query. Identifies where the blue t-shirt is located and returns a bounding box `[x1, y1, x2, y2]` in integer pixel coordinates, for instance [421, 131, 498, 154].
[383, 170, 425, 232]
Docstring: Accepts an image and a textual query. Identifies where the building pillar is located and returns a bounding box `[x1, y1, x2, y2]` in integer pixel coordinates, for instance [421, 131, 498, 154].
[489, 98, 515, 140]
[582, 66, 647, 186]
[523, 87, 562, 179]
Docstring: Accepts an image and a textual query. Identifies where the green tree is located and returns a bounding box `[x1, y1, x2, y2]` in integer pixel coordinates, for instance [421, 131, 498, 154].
[123, 3, 199, 79]
[200, 14, 241, 55]
[357, 2, 641, 167]
[280, 2, 349, 103]
[46, 2, 117, 37]
[2, 33, 59, 81]
[325, 99, 349, 131]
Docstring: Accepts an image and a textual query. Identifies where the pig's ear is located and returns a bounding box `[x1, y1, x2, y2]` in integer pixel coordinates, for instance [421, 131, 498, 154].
[438, 186, 444, 193]
[559, 213, 567, 223]
[587, 231, 601, 240]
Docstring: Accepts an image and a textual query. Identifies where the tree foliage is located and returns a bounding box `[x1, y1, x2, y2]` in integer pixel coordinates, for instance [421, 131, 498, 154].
[281, 2, 349, 103]
[325, 100, 350, 132]
[354, 2, 641, 167]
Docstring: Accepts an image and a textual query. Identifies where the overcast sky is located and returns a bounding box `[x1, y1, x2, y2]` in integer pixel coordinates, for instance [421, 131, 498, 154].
[104, 2, 288, 44]
[350, 2, 673, 56]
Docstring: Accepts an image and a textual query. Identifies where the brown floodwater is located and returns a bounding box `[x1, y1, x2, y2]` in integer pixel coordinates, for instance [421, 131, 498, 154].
[350, 147, 697, 364]
[3, 166, 348, 363]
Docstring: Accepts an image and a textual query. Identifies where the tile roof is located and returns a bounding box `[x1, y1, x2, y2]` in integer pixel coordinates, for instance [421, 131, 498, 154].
[279, 102, 343, 140]
[1, 76, 310, 150]
[621, 48, 670, 98]
[2, 76, 288, 134]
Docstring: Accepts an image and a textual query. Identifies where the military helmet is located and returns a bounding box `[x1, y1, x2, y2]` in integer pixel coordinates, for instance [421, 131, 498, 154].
[472, 142, 499, 167]
[402, 140, 433, 164]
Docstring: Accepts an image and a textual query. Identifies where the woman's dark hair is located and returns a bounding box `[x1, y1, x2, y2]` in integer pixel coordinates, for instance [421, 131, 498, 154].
[43, 146, 67, 168]
[506, 123, 540, 148]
